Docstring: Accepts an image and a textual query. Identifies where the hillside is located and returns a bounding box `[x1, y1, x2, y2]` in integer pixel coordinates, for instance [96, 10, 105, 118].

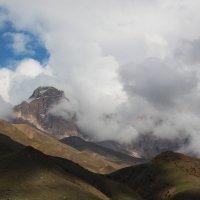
[109, 151, 200, 200]
[1, 119, 200, 200]
[0, 146, 108, 200]
[0, 134, 142, 200]
[61, 136, 144, 164]
[0, 120, 131, 173]
[0, 134, 24, 157]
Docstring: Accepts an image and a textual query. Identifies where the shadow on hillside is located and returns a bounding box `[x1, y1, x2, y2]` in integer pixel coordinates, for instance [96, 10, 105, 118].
[0, 133, 142, 200]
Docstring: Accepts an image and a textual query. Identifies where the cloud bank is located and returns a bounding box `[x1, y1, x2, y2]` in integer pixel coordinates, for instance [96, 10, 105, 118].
[1, 1, 200, 154]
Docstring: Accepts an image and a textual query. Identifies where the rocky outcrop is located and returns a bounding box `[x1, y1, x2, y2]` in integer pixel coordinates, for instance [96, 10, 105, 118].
[13, 86, 78, 138]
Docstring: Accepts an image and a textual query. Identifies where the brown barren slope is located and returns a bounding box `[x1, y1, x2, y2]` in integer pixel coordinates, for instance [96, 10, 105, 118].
[0, 120, 129, 173]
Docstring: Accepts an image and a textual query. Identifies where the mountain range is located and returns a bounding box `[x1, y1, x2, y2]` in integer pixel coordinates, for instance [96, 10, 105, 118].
[0, 121, 200, 199]
[0, 86, 199, 199]
[12, 86, 187, 159]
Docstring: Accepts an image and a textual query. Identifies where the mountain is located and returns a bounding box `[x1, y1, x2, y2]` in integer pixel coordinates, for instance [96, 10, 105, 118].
[61, 136, 144, 164]
[97, 133, 189, 159]
[1, 132, 199, 200]
[0, 120, 133, 173]
[97, 140, 142, 157]
[0, 132, 142, 200]
[13, 86, 78, 139]
[12, 86, 188, 160]
[130, 133, 189, 159]
[109, 151, 200, 200]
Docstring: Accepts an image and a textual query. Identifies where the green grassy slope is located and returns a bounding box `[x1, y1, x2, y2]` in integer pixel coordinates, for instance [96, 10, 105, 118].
[109, 151, 200, 200]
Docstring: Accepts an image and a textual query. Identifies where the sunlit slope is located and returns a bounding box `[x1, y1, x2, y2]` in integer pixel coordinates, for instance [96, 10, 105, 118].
[0, 120, 128, 173]
[109, 151, 200, 200]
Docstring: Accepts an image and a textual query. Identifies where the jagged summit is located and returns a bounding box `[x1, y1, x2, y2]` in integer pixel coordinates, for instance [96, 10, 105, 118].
[13, 86, 78, 138]
[29, 86, 64, 99]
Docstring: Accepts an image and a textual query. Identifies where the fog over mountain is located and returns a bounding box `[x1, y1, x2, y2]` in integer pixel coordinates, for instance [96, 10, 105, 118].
[1, 1, 200, 154]
[0, 96, 12, 120]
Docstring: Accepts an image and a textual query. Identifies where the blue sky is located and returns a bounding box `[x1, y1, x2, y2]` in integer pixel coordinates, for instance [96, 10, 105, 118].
[0, 16, 49, 69]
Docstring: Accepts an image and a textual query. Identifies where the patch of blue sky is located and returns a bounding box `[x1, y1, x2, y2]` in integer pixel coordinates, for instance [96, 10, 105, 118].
[0, 15, 49, 69]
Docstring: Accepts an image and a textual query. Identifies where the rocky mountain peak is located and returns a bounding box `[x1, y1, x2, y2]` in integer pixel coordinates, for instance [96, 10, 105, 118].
[13, 86, 78, 139]
[29, 86, 64, 100]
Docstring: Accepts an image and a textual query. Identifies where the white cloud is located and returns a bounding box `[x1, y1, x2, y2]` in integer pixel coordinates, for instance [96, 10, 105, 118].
[120, 58, 198, 108]
[0, 96, 12, 120]
[16, 59, 51, 77]
[0, 8, 7, 28]
[1, 0, 200, 153]
[0, 68, 12, 103]
[0, 59, 53, 104]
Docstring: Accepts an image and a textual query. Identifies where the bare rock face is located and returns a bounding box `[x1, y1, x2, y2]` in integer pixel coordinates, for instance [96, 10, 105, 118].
[13, 86, 79, 139]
